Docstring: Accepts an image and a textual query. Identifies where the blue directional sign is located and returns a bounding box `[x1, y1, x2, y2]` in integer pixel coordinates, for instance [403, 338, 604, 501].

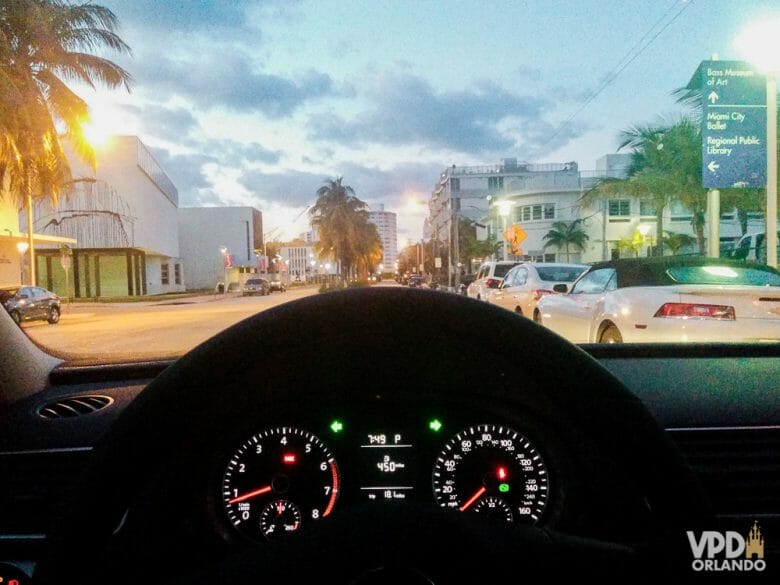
[693, 60, 767, 188]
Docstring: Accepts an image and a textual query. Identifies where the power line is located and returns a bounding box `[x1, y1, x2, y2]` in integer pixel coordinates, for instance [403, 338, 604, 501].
[538, 0, 694, 153]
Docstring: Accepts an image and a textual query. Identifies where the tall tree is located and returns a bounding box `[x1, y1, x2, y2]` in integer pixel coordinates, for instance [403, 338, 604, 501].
[0, 0, 132, 284]
[542, 220, 589, 262]
[309, 177, 370, 279]
[662, 231, 696, 255]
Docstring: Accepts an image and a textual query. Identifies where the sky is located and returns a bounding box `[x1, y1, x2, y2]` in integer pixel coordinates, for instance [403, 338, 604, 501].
[78, 0, 780, 247]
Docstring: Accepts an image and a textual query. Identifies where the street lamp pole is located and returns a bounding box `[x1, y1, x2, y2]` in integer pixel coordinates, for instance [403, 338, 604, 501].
[220, 246, 228, 293]
[735, 18, 780, 268]
[496, 201, 512, 261]
[16, 242, 29, 285]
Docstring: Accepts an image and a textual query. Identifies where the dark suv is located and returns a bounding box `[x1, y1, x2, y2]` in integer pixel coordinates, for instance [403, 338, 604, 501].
[1, 286, 61, 325]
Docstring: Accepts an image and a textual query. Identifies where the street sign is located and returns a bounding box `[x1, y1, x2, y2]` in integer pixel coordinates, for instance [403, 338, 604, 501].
[693, 60, 766, 188]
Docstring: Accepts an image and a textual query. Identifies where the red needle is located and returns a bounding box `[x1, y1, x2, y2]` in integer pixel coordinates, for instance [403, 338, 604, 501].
[228, 485, 272, 504]
[459, 486, 486, 512]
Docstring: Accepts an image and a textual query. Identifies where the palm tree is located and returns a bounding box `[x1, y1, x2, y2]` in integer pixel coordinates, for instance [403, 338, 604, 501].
[542, 220, 589, 262]
[1, 0, 131, 284]
[352, 218, 382, 278]
[662, 231, 696, 255]
[309, 177, 371, 279]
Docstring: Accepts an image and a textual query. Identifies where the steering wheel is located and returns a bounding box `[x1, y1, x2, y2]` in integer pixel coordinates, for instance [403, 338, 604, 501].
[35, 288, 707, 584]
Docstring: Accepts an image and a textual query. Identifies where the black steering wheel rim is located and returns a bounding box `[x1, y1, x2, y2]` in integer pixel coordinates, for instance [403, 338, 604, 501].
[35, 287, 707, 584]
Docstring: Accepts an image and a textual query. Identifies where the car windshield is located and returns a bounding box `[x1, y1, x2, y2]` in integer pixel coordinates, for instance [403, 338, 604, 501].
[535, 267, 586, 282]
[668, 264, 780, 286]
[2, 0, 780, 361]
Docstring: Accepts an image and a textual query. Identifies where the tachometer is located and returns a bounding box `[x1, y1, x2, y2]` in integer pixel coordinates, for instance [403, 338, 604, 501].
[222, 427, 339, 541]
[432, 424, 549, 523]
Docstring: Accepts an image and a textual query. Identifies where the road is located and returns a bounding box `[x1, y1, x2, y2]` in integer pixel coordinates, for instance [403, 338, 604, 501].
[24, 287, 319, 361]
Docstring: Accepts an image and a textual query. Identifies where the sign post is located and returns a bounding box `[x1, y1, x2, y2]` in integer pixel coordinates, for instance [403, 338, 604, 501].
[690, 60, 767, 259]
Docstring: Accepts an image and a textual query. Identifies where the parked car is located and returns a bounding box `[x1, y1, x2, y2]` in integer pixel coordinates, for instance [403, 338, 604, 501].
[487, 263, 588, 317]
[1, 286, 61, 325]
[730, 230, 780, 263]
[466, 261, 520, 301]
[242, 278, 270, 296]
[535, 256, 780, 343]
[269, 278, 287, 292]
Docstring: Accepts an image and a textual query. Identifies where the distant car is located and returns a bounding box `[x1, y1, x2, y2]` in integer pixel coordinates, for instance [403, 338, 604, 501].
[242, 278, 270, 296]
[1, 286, 61, 325]
[487, 263, 588, 317]
[466, 261, 520, 301]
[269, 278, 287, 292]
[535, 256, 780, 343]
[408, 275, 424, 288]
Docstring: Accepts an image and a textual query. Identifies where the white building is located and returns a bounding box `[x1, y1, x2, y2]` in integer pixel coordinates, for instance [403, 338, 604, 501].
[368, 205, 397, 273]
[178, 206, 263, 291]
[30, 136, 184, 297]
[427, 154, 764, 269]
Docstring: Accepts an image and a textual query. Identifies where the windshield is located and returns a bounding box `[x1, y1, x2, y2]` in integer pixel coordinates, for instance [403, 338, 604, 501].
[668, 265, 780, 286]
[535, 267, 586, 283]
[2, 0, 780, 361]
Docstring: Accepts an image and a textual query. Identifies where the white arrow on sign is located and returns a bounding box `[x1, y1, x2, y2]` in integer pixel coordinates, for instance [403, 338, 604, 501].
[708, 91, 719, 104]
[707, 161, 720, 173]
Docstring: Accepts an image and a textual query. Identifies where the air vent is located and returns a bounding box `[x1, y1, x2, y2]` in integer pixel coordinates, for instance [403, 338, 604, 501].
[667, 427, 780, 516]
[37, 395, 113, 419]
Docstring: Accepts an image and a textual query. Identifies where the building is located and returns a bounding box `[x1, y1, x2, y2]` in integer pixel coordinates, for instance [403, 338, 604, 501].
[368, 205, 397, 273]
[427, 154, 766, 271]
[178, 206, 264, 291]
[30, 136, 184, 297]
[0, 196, 75, 288]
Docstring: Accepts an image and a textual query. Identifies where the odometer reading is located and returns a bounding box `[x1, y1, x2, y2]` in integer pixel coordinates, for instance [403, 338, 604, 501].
[432, 424, 549, 523]
[222, 427, 339, 541]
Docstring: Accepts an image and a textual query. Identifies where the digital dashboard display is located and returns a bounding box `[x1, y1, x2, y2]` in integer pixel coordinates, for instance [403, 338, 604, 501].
[356, 430, 416, 501]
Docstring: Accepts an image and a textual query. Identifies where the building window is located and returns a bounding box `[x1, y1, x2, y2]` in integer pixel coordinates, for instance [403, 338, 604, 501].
[488, 176, 504, 193]
[670, 200, 692, 222]
[608, 199, 631, 217]
[174, 263, 181, 285]
[532, 205, 542, 220]
[450, 178, 460, 192]
[639, 200, 656, 217]
[543, 203, 555, 219]
[161, 263, 170, 285]
[522, 206, 531, 221]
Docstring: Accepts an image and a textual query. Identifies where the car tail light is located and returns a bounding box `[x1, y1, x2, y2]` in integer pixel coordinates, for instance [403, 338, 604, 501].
[654, 303, 735, 320]
[532, 289, 553, 301]
[486, 278, 502, 289]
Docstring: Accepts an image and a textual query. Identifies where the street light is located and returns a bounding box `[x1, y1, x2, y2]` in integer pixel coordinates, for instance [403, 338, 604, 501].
[16, 241, 29, 285]
[219, 246, 228, 293]
[496, 200, 513, 261]
[735, 17, 780, 268]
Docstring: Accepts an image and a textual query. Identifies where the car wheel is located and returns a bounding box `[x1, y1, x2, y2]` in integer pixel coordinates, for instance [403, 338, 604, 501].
[600, 324, 623, 344]
[533, 309, 541, 324]
[9, 310, 21, 325]
[514, 307, 524, 316]
[47, 306, 60, 324]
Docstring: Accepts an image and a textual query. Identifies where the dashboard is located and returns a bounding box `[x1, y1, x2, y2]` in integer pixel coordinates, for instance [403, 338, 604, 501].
[1, 288, 779, 584]
[210, 408, 560, 544]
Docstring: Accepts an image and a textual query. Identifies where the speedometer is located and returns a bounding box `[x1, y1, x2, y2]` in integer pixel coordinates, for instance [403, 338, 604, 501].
[221, 427, 340, 541]
[432, 424, 549, 523]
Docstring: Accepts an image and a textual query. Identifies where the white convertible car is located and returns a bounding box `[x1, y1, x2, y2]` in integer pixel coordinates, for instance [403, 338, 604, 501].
[535, 257, 780, 343]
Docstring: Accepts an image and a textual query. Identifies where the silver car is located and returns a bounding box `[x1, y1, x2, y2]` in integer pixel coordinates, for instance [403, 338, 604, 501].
[487, 263, 587, 318]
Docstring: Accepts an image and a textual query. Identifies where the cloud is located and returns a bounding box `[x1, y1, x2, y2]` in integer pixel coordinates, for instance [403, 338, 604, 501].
[238, 169, 329, 207]
[307, 74, 549, 155]
[237, 161, 442, 211]
[148, 147, 218, 206]
[136, 53, 334, 117]
[102, 0, 256, 34]
[122, 103, 200, 142]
